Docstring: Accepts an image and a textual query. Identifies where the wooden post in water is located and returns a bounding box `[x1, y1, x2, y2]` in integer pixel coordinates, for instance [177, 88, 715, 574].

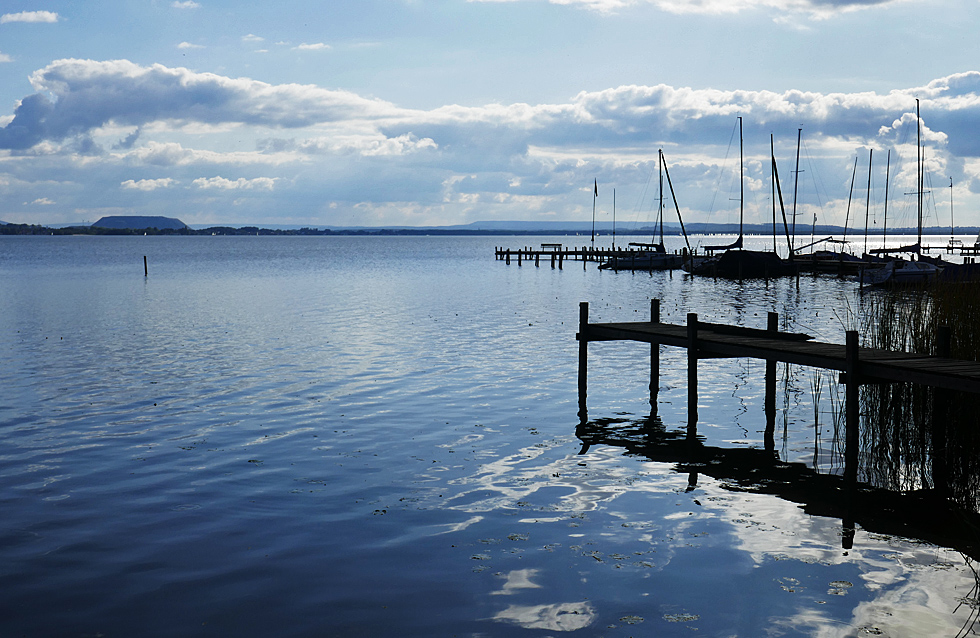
[844, 330, 860, 485]
[765, 311, 778, 452]
[144, 255, 148, 277]
[518, 250, 522, 265]
[505, 250, 511, 265]
[578, 302, 590, 420]
[650, 299, 660, 412]
[687, 312, 699, 436]
[933, 325, 952, 495]
[535, 252, 540, 267]
[841, 329, 861, 550]
[558, 251, 563, 269]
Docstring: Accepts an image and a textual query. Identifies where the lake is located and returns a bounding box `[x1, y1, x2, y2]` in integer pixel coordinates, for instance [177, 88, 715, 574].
[1, 234, 977, 637]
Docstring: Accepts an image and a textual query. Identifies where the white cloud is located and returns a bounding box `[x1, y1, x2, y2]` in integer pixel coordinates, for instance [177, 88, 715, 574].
[171, 1, 201, 8]
[0, 52, 11, 63]
[242, 33, 264, 42]
[177, 42, 205, 49]
[1, 11, 59, 24]
[193, 176, 279, 190]
[3, 58, 980, 227]
[0, 58, 401, 151]
[471, 0, 907, 17]
[293, 43, 331, 51]
[121, 178, 176, 191]
[29, 197, 55, 205]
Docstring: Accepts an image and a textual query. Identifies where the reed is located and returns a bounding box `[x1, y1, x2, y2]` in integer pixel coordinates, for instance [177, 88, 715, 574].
[859, 283, 980, 511]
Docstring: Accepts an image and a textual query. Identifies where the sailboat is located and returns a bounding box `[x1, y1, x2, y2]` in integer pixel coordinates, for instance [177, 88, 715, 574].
[599, 150, 684, 271]
[861, 99, 942, 286]
[684, 117, 791, 278]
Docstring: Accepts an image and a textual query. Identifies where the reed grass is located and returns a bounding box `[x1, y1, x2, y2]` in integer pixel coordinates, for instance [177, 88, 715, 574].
[859, 282, 980, 511]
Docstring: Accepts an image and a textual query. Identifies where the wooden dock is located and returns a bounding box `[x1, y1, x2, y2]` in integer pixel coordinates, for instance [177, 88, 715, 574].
[494, 244, 684, 268]
[580, 307, 980, 394]
[576, 299, 980, 487]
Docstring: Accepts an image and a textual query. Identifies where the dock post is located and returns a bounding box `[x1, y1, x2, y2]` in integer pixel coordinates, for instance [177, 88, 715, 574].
[518, 250, 522, 265]
[650, 299, 660, 412]
[535, 252, 540, 267]
[551, 252, 555, 268]
[937, 325, 951, 358]
[559, 251, 563, 269]
[578, 302, 589, 419]
[841, 329, 860, 550]
[144, 255, 148, 277]
[506, 250, 511, 265]
[933, 325, 952, 495]
[844, 330, 860, 485]
[765, 312, 778, 452]
[687, 313, 699, 436]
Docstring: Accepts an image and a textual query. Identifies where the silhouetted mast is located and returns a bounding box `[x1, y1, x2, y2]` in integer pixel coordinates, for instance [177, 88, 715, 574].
[864, 148, 873, 255]
[792, 127, 802, 239]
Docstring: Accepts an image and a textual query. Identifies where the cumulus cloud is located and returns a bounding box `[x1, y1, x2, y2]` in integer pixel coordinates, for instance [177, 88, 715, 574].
[29, 197, 55, 205]
[471, 0, 905, 17]
[3, 58, 980, 227]
[0, 52, 11, 63]
[193, 176, 279, 190]
[1, 11, 59, 23]
[294, 43, 331, 50]
[177, 42, 205, 49]
[0, 58, 400, 150]
[171, 1, 200, 8]
[242, 33, 264, 42]
[121, 178, 175, 191]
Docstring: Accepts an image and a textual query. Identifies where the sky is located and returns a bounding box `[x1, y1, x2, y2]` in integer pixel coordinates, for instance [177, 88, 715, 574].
[2, 0, 980, 229]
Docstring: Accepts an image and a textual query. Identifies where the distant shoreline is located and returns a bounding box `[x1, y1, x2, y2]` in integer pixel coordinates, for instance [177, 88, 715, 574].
[2, 222, 977, 237]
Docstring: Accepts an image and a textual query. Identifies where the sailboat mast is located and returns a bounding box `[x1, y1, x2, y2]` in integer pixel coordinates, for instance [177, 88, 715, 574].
[843, 157, 858, 246]
[658, 152, 664, 245]
[771, 134, 794, 258]
[882, 149, 890, 250]
[739, 116, 744, 240]
[864, 149, 873, 255]
[661, 149, 692, 255]
[792, 127, 801, 239]
[591, 178, 597, 250]
[771, 134, 777, 252]
[917, 99, 922, 251]
[950, 177, 954, 244]
[612, 188, 616, 250]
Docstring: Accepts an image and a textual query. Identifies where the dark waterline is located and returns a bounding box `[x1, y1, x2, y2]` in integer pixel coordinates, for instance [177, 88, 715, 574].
[1, 235, 976, 637]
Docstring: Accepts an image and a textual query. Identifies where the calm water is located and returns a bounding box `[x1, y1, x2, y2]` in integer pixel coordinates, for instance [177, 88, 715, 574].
[1, 235, 977, 637]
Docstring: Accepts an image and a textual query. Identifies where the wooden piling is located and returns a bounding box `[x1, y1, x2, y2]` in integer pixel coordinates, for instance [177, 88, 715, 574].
[765, 311, 778, 451]
[144, 255, 148, 277]
[578, 302, 589, 419]
[687, 312, 699, 435]
[844, 330, 860, 485]
[650, 299, 660, 411]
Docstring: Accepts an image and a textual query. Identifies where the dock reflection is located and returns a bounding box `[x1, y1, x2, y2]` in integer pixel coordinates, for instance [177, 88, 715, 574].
[575, 411, 980, 562]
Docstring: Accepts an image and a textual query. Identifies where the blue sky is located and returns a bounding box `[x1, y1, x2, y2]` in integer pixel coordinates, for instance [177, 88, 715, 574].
[2, 0, 980, 229]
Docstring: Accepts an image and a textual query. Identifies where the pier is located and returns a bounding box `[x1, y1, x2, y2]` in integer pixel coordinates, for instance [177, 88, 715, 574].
[494, 243, 685, 268]
[577, 298, 980, 552]
[576, 300, 980, 480]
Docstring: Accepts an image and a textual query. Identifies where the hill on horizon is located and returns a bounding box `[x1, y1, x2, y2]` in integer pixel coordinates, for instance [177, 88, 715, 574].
[92, 216, 188, 230]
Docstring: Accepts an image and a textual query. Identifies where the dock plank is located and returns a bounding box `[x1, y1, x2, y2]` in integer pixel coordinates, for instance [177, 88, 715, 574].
[580, 319, 980, 393]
